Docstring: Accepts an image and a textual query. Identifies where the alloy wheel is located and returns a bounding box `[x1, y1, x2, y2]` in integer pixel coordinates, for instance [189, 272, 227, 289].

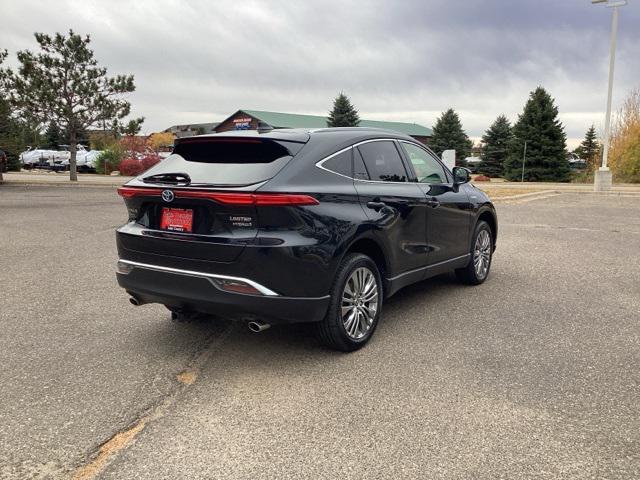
[473, 229, 492, 279]
[341, 267, 379, 340]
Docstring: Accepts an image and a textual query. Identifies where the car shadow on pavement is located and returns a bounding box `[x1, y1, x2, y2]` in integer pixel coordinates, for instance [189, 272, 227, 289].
[165, 272, 466, 358]
[384, 272, 461, 308]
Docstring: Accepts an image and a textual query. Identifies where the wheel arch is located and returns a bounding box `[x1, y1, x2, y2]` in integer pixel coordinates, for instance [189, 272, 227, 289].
[342, 236, 389, 284]
[477, 206, 498, 247]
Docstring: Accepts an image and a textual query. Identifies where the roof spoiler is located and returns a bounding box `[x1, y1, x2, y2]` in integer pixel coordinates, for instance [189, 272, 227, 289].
[257, 121, 273, 134]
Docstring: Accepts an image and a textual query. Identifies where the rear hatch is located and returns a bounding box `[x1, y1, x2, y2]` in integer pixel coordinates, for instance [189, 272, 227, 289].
[118, 134, 308, 263]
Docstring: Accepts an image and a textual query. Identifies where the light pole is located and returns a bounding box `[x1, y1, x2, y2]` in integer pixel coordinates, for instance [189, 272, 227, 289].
[521, 141, 527, 182]
[592, 0, 627, 191]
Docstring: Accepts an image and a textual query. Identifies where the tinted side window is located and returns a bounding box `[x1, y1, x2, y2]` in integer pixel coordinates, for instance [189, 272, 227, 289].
[357, 141, 408, 182]
[321, 149, 352, 177]
[400, 142, 447, 184]
[353, 149, 370, 180]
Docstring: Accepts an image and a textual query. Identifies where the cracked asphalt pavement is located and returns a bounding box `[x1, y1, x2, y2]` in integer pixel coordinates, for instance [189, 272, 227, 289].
[0, 185, 638, 479]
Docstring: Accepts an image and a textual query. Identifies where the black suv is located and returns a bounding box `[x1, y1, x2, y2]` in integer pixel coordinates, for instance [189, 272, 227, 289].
[116, 128, 497, 351]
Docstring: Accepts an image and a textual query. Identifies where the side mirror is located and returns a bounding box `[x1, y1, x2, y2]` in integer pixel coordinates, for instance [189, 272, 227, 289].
[452, 166, 471, 185]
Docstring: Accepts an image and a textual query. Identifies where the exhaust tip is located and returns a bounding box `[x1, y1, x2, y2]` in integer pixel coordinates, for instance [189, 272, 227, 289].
[248, 321, 271, 333]
[129, 296, 141, 306]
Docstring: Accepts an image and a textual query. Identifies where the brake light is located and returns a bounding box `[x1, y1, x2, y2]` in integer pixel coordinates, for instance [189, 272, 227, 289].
[253, 194, 319, 206]
[117, 187, 318, 206]
[117, 187, 162, 198]
[179, 191, 254, 205]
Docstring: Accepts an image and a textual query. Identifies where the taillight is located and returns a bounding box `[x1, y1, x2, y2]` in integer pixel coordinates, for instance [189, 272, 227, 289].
[252, 194, 319, 206]
[117, 187, 162, 198]
[117, 187, 318, 206]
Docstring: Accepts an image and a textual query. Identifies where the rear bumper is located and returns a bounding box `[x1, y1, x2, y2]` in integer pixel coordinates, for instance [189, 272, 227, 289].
[116, 260, 330, 324]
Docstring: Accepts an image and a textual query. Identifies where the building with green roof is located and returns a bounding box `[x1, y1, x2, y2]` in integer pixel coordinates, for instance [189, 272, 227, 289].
[214, 109, 432, 144]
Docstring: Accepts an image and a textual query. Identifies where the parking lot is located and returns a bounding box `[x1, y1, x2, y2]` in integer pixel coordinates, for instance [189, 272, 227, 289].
[0, 185, 639, 479]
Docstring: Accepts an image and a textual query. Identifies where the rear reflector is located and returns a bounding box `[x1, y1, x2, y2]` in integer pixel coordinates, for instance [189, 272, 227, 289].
[117, 187, 318, 206]
[212, 278, 263, 295]
[116, 261, 134, 275]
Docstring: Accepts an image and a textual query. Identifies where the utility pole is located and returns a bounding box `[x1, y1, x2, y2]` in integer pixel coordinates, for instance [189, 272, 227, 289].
[521, 141, 527, 183]
[592, 0, 627, 191]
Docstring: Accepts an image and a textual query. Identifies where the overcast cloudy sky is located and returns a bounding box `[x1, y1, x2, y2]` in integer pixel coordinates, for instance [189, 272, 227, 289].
[2, 0, 639, 147]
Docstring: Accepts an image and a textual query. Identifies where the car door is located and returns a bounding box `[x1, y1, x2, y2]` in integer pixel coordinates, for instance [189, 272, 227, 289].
[353, 140, 429, 277]
[398, 141, 473, 265]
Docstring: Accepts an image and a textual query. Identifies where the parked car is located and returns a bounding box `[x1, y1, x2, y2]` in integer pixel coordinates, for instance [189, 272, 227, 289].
[115, 128, 497, 351]
[19, 144, 98, 171]
[465, 156, 482, 173]
[60, 147, 102, 172]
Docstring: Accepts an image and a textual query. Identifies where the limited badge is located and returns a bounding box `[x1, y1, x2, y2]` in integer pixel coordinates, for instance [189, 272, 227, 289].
[229, 215, 254, 227]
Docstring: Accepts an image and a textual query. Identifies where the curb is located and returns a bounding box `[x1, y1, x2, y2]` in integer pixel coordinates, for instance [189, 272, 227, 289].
[487, 190, 560, 202]
[1, 181, 124, 188]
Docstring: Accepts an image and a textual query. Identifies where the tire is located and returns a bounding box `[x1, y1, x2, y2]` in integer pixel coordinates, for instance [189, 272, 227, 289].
[455, 220, 493, 285]
[316, 253, 383, 352]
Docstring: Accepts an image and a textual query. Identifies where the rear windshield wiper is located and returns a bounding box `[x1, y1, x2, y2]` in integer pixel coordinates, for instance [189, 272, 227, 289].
[142, 172, 191, 186]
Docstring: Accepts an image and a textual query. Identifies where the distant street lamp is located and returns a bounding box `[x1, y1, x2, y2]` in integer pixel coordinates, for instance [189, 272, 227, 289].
[521, 141, 527, 183]
[592, 0, 627, 191]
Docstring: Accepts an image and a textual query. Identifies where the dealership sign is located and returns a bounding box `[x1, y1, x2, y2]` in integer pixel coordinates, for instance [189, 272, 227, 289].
[233, 117, 252, 130]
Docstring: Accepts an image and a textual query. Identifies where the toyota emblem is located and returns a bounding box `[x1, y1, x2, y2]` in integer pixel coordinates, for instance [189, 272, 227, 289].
[161, 190, 175, 203]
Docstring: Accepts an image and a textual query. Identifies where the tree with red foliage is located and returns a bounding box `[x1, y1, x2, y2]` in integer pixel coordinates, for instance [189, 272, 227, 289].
[118, 154, 160, 177]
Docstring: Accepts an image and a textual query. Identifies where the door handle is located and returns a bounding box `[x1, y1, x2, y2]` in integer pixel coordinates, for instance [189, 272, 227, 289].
[426, 198, 440, 208]
[366, 201, 387, 212]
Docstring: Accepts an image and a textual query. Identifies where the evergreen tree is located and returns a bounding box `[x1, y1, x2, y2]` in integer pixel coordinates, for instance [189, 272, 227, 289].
[429, 108, 473, 167]
[44, 120, 64, 148]
[0, 50, 7, 179]
[120, 117, 145, 136]
[327, 92, 360, 127]
[478, 115, 512, 177]
[1, 50, 40, 172]
[1, 30, 138, 181]
[504, 87, 570, 182]
[0, 94, 41, 171]
[576, 124, 600, 171]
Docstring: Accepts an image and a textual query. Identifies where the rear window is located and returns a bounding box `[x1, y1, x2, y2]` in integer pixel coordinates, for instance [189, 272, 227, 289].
[174, 138, 291, 164]
[142, 138, 302, 186]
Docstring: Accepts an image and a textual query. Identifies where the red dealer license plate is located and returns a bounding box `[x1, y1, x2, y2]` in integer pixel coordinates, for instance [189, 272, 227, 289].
[160, 207, 193, 233]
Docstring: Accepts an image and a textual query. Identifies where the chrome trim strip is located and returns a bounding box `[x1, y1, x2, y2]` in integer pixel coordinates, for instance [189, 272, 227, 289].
[386, 254, 471, 282]
[131, 179, 270, 191]
[117, 259, 279, 296]
[314, 138, 452, 185]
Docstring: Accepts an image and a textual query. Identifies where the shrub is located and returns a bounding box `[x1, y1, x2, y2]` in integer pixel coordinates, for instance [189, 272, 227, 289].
[571, 170, 595, 184]
[140, 154, 161, 171]
[610, 121, 640, 183]
[120, 135, 147, 155]
[95, 147, 124, 174]
[118, 158, 145, 176]
[474, 175, 491, 182]
[7, 152, 22, 171]
[118, 155, 161, 176]
[147, 132, 175, 152]
[609, 89, 640, 183]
